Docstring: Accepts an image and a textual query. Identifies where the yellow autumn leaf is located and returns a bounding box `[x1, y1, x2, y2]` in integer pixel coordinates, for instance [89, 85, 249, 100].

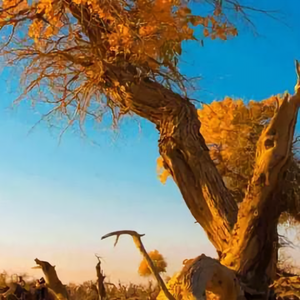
[156, 156, 170, 184]
[203, 28, 210, 37]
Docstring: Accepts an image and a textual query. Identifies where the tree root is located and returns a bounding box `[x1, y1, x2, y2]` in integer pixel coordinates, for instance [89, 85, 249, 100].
[158, 254, 246, 300]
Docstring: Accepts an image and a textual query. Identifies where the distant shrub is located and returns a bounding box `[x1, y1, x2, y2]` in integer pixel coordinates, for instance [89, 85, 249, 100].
[138, 250, 167, 278]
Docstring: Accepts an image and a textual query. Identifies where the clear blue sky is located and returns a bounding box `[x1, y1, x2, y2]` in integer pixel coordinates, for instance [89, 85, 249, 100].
[0, 0, 299, 285]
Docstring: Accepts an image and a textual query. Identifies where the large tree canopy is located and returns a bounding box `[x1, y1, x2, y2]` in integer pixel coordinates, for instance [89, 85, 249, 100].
[0, 0, 239, 124]
[0, 0, 263, 252]
[1, 0, 300, 298]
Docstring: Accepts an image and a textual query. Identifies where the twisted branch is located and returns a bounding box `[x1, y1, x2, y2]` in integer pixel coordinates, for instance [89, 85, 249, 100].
[221, 60, 300, 290]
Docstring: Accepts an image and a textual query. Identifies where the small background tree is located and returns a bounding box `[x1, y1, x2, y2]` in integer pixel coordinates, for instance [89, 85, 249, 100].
[138, 250, 167, 278]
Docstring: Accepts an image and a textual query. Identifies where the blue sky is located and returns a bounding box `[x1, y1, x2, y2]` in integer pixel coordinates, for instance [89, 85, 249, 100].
[0, 0, 300, 285]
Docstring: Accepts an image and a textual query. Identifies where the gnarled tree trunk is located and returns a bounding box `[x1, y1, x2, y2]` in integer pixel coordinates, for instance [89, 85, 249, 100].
[105, 71, 299, 299]
[221, 89, 300, 297]
[102, 65, 299, 299]
[68, 2, 300, 297]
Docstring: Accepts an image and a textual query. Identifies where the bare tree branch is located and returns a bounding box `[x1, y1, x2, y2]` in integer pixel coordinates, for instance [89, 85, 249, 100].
[94, 255, 106, 300]
[32, 258, 69, 300]
[101, 230, 176, 300]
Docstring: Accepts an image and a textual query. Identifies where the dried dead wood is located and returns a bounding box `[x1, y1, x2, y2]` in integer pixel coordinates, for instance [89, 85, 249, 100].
[32, 258, 69, 300]
[95, 255, 106, 300]
[101, 230, 176, 300]
[221, 60, 300, 292]
[101, 231, 246, 300]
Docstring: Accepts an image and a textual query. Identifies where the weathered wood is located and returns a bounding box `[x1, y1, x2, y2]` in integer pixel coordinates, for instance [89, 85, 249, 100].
[102, 230, 176, 300]
[95, 255, 106, 300]
[66, 1, 238, 254]
[63, 1, 300, 296]
[32, 258, 69, 300]
[221, 61, 300, 295]
[157, 254, 245, 300]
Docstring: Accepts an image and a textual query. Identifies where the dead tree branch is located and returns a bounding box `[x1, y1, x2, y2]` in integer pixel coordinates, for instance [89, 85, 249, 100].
[221, 60, 300, 291]
[95, 254, 106, 300]
[32, 258, 69, 300]
[101, 230, 176, 300]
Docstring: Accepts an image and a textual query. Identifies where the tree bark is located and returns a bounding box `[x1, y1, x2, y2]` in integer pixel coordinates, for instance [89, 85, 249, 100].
[157, 254, 246, 300]
[67, 1, 238, 253]
[107, 71, 299, 298]
[221, 91, 300, 296]
[65, 3, 300, 297]
[118, 73, 238, 253]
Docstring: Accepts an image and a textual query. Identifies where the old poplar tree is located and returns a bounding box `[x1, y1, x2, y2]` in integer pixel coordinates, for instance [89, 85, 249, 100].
[1, 0, 300, 298]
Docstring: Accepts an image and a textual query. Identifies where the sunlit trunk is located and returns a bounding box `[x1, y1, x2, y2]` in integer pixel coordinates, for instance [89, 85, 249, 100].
[69, 4, 300, 296]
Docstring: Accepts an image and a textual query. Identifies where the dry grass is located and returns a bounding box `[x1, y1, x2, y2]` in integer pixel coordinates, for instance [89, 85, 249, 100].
[68, 280, 160, 300]
[0, 272, 161, 300]
[2, 268, 300, 299]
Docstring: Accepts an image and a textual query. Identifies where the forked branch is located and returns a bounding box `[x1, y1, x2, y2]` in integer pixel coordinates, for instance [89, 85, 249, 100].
[221, 60, 300, 289]
[101, 230, 176, 300]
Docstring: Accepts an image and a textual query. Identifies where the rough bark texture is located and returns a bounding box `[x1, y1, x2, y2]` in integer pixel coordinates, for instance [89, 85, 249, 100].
[110, 70, 238, 253]
[67, 0, 238, 253]
[102, 66, 299, 299]
[103, 231, 246, 300]
[158, 255, 246, 300]
[221, 91, 300, 279]
[111, 73, 299, 298]
[68, 2, 300, 297]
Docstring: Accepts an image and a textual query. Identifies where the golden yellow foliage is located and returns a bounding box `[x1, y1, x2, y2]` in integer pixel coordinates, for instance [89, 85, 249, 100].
[198, 96, 283, 200]
[156, 95, 285, 198]
[0, 0, 244, 128]
[156, 157, 170, 184]
[156, 94, 300, 224]
[1, 0, 237, 61]
[138, 250, 167, 277]
[4, 0, 293, 214]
